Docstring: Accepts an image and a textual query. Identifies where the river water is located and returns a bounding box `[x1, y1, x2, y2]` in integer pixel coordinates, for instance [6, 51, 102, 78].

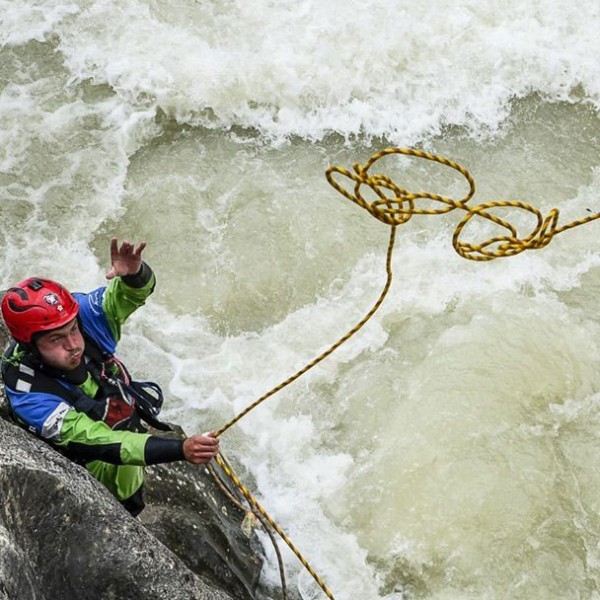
[2, 2, 600, 599]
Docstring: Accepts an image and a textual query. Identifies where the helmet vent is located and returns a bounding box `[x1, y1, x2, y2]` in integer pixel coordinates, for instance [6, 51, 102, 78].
[28, 280, 44, 291]
[9, 287, 28, 300]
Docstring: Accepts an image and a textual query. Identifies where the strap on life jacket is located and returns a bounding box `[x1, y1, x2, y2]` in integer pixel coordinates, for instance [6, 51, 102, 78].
[81, 335, 171, 431]
[1, 336, 171, 432]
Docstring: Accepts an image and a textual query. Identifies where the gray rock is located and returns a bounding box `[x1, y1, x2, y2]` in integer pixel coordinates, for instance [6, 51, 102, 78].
[0, 416, 243, 600]
[141, 430, 265, 600]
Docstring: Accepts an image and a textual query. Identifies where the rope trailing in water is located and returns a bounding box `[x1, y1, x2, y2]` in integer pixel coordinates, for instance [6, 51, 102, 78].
[210, 226, 395, 600]
[211, 147, 600, 600]
[215, 453, 333, 598]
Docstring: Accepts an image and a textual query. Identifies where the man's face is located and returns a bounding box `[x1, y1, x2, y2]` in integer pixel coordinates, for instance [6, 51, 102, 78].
[35, 318, 84, 371]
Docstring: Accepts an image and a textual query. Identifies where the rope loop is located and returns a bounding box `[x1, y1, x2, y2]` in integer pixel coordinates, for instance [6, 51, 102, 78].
[326, 147, 600, 261]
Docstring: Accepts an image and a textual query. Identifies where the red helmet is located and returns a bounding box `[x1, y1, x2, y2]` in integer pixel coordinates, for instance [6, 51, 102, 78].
[1, 278, 79, 344]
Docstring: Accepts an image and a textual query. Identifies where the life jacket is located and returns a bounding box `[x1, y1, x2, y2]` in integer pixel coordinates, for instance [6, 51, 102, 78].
[1, 335, 170, 435]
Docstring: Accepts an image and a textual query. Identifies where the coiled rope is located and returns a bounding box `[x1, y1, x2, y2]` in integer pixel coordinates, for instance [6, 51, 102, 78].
[326, 147, 600, 260]
[210, 147, 600, 600]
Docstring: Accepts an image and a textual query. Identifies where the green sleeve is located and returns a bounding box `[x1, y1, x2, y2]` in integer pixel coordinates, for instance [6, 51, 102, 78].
[101, 266, 156, 341]
[57, 410, 151, 465]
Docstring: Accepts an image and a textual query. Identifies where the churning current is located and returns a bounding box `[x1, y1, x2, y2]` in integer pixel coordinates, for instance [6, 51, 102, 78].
[2, 1, 600, 598]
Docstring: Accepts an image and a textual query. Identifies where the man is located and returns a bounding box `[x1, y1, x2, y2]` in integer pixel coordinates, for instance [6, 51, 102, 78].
[0, 238, 219, 516]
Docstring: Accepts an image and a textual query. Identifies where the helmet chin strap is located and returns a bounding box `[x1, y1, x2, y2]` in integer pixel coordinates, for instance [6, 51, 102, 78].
[21, 339, 41, 361]
[35, 356, 88, 386]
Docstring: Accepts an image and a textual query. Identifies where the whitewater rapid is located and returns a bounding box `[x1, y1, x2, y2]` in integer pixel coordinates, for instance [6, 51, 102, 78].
[2, 2, 600, 599]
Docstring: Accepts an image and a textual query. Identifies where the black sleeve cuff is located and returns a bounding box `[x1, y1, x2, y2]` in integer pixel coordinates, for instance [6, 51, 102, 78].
[144, 436, 185, 465]
[64, 441, 123, 465]
[121, 261, 154, 288]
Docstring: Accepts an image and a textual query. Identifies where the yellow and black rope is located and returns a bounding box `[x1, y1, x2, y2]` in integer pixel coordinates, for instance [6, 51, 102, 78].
[209, 148, 600, 599]
[326, 147, 600, 261]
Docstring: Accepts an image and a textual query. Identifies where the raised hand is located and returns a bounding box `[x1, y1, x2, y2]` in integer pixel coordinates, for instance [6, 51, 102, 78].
[105, 237, 147, 280]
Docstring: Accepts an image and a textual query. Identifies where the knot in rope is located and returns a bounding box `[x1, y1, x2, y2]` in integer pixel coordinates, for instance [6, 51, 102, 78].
[326, 148, 600, 261]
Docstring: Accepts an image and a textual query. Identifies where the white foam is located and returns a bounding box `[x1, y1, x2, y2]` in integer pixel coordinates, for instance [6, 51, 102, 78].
[8, 0, 598, 142]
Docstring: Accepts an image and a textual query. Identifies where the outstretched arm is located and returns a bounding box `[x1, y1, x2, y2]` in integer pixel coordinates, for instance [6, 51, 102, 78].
[97, 237, 155, 343]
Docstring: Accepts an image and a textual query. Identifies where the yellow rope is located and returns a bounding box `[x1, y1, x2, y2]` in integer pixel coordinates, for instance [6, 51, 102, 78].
[215, 454, 335, 599]
[326, 147, 600, 261]
[215, 225, 396, 438]
[210, 147, 600, 600]
[212, 227, 396, 600]
[207, 461, 289, 599]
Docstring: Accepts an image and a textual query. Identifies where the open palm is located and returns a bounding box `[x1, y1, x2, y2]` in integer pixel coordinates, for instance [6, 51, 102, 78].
[106, 238, 147, 280]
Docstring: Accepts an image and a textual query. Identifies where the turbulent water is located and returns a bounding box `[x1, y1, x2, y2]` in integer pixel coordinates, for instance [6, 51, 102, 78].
[3, 2, 600, 599]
